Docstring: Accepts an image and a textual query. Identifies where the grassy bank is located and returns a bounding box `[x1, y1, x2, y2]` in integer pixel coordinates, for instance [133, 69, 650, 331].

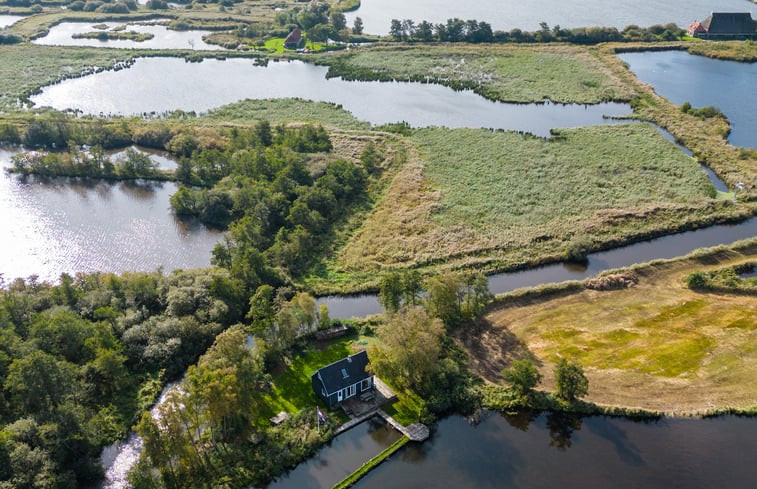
[310, 123, 751, 293]
[460, 239, 757, 415]
[316, 43, 634, 104]
[331, 436, 410, 489]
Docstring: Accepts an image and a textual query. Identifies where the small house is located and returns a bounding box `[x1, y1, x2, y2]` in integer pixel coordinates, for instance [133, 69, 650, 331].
[311, 350, 374, 408]
[691, 12, 756, 39]
[686, 21, 706, 37]
[284, 27, 304, 49]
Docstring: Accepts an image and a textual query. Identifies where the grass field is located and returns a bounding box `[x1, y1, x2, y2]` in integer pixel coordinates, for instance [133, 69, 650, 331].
[460, 240, 757, 414]
[321, 123, 748, 292]
[319, 43, 634, 103]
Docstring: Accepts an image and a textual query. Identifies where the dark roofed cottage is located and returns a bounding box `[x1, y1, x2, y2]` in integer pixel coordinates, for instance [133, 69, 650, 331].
[311, 351, 374, 408]
[284, 27, 304, 49]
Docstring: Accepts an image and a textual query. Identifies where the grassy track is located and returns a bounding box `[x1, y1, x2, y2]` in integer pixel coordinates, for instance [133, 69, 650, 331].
[461, 239, 757, 414]
[318, 43, 634, 103]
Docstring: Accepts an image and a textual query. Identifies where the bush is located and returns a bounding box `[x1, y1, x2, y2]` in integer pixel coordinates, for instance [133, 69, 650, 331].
[83, 1, 103, 12]
[68, 0, 86, 10]
[686, 271, 708, 289]
[96, 2, 130, 13]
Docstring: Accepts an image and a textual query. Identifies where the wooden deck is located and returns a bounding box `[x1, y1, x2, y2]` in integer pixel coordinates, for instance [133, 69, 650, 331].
[377, 409, 429, 442]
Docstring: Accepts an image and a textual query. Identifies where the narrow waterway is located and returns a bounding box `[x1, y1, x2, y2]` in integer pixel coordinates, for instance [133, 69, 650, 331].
[319, 218, 757, 318]
[30, 58, 631, 136]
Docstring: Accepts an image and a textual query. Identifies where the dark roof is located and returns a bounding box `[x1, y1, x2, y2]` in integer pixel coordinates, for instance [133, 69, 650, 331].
[312, 350, 370, 394]
[284, 27, 302, 46]
[701, 12, 755, 34]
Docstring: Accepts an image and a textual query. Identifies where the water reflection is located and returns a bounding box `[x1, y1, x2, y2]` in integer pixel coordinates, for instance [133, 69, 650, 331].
[355, 413, 757, 489]
[0, 147, 222, 282]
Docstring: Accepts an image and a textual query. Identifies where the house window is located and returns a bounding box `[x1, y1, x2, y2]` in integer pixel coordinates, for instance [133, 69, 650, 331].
[361, 379, 371, 391]
[341, 368, 349, 379]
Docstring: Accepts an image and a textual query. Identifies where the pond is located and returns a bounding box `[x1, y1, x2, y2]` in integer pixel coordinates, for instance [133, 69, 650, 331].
[0, 14, 23, 28]
[0, 148, 221, 283]
[619, 50, 757, 149]
[30, 58, 631, 136]
[318, 217, 757, 318]
[33, 21, 224, 50]
[345, 0, 755, 35]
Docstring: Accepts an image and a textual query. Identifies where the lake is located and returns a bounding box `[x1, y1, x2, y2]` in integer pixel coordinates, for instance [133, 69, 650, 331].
[354, 412, 757, 489]
[30, 58, 630, 136]
[33, 21, 224, 50]
[0, 148, 221, 283]
[345, 0, 755, 34]
[619, 50, 757, 149]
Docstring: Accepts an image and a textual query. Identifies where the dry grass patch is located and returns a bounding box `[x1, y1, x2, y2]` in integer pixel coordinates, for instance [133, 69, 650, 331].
[462, 241, 757, 414]
[325, 124, 748, 291]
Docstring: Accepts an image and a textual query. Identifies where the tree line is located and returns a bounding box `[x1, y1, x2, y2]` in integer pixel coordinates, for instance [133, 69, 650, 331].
[389, 18, 685, 44]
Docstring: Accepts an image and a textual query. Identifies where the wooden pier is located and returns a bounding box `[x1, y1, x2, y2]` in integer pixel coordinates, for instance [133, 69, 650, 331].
[377, 409, 429, 442]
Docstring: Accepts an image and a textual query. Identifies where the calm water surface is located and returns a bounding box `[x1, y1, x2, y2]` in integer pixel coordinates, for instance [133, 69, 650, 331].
[33, 21, 223, 50]
[0, 14, 23, 28]
[30, 58, 630, 136]
[106, 145, 178, 170]
[267, 417, 402, 489]
[0, 148, 221, 283]
[346, 0, 755, 34]
[355, 412, 757, 489]
[619, 51, 757, 149]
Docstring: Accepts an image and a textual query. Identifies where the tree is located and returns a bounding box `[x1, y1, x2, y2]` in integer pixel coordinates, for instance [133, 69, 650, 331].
[502, 359, 542, 397]
[330, 12, 347, 31]
[352, 16, 364, 35]
[389, 19, 405, 41]
[425, 272, 464, 327]
[378, 272, 403, 313]
[368, 306, 445, 388]
[554, 358, 588, 402]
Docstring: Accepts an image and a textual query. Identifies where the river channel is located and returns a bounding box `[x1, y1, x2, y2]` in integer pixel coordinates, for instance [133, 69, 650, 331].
[33, 21, 223, 50]
[345, 0, 755, 34]
[30, 58, 630, 136]
[619, 50, 757, 149]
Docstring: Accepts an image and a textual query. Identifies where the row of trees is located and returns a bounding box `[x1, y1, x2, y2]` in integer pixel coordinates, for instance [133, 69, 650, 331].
[11, 145, 161, 180]
[389, 18, 685, 44]
[503, 358, 589, 402]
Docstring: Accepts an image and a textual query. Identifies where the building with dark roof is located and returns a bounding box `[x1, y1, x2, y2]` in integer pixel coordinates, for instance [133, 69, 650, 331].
[311, 350, 374, 407]
[692, 12, 756, 39]
[284, 27, 304, 49]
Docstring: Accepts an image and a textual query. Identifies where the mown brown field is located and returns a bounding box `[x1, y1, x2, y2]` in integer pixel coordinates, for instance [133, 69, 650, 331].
[459, 240, 757, 414]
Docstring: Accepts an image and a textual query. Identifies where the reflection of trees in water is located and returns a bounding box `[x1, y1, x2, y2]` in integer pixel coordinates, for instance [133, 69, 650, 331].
[367, 418, 396, 444]
[501, 409, 539, 432]
[118, 179, 163, 200]
[547, 411, 582, 451]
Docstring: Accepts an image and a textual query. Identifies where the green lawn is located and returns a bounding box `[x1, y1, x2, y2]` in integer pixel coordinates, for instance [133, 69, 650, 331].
[260, 335, 356, 423]
[262, 37, 328, 54]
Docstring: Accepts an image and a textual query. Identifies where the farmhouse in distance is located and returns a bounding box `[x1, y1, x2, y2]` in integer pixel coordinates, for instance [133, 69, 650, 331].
[686, 12, 756, 39]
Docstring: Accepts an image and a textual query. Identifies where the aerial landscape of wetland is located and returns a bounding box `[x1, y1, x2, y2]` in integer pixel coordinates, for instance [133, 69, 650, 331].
[0, 0, 755, 488]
